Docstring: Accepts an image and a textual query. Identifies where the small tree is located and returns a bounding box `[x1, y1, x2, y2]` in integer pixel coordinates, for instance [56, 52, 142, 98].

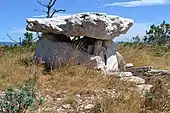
[132, 35, 141, 43]
[22, 32, 34, 47]
[37, 0, 65, 18]
[35, 0, 66, 40]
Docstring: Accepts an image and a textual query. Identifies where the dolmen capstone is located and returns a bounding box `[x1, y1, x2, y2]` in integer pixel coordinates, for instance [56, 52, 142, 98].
[26, 12, 133, 73]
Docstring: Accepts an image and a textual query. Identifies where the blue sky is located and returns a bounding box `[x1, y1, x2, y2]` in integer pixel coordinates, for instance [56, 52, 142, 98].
[0, 0, 170, 42]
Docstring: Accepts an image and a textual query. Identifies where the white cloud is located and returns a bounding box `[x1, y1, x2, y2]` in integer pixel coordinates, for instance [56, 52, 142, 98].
[105, 0, 170, 7]
[114, 22, 152, 42]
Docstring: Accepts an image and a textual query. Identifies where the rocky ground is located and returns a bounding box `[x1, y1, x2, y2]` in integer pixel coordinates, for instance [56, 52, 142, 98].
[35, 65, 170, 113]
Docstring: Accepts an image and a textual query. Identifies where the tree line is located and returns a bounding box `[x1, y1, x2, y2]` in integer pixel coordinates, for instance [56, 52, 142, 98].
[132, 21, 170, 46]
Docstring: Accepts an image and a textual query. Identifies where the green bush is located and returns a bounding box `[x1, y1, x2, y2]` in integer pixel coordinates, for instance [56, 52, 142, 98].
[0, 80, 44, 113]
[144, 21, 170, 46]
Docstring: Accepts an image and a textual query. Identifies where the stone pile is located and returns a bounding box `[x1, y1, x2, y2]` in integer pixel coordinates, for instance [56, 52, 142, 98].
[116, 65, 153, 94]
[26, 12, 133, 72]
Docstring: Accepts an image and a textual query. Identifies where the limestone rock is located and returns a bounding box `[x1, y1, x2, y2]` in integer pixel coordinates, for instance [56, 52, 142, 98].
[87, 45, 94, 55]
[27, 12, 133, 72]
[104, 40, 119, 72]
[84, 104, 94, 110]
[116, 51, 126, 71]
[93, 40, 103, 56]
[125, 63, 134, 68]
[34, 35, 118, 72]
[26, 12, 133, 40]
[34, 37, 106, 70]
[126, 66, 152, 76]
[116, 72, 133, 77]
[146, 69, 170, 76]
[89, 56, 105, 71]
[62, 104, 71, 109]
[120, 76, 145, 84]
[137, 84, 153, 94]
[33, 38, 74, 69]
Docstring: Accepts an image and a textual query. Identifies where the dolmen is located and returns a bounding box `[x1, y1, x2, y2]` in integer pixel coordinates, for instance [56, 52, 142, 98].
[26, 12, 133, 73]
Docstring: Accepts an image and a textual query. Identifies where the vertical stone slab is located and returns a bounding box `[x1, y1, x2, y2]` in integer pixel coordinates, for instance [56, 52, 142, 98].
[93, 40, 105, 62]
[87, 45, 94, 55]
[34, 38, 74, 69]
[104, 40, 119, 72]
[93, 40, 103, 56]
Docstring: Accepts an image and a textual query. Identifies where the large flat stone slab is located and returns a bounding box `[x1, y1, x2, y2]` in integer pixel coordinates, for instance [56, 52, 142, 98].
[26, 12, 133, 40]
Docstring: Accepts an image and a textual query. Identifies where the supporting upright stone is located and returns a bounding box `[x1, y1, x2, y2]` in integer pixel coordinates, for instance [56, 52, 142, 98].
[87, 45, 94, 55]
[34, 38, 74, 69]
[93, 40, 105, 61]
[93, 40, 102, 56]
[104, 40, 119, 72]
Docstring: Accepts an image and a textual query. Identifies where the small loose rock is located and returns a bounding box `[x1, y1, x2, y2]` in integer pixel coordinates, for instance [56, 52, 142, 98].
[84, 104, 94, 110]
[62, 104, 71, 109]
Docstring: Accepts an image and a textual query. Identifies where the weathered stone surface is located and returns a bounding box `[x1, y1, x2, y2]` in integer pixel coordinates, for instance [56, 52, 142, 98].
[34, 38, 74, 69]
[120, 76, 145, 84]
[34, 37, 106, 70]
[137, 84, 153, 94]
[62, 104, 71, 109]
[34, 34, 119, 72]
[26, 12, 133, 40]
[126, 66, 152, 73]
[104, 40, 119, 72]
[84, 104, 94, 110]
[116, 51, 126, 71]
[116, 72, 133, 77]
[87, 45, 94, 55]
[126, 66, 152, 76]
[27, 12, 134, 72]
[125, 63, 134, 68]
[146, 69, 170, 76]
[89, 56, 105, 71]
[93, 40, 103, 56]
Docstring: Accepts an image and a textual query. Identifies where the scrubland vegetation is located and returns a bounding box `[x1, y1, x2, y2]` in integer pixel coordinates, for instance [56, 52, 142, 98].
[0, 42, 170, 113]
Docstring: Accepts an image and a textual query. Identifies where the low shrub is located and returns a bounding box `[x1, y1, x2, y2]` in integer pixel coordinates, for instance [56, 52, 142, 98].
[0, 79, 44, 113]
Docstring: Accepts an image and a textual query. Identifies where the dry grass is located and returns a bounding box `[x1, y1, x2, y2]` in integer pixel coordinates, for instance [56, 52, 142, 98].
[118, 44, 170, 69]
[0, 49, 35, 89]
[0, 45, 170, 113]
[37, 64, 142, 113]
